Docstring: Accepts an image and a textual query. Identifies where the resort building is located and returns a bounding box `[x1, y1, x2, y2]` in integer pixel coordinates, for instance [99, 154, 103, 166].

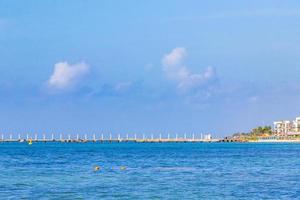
[274, 121, 293, 134]
[274, 117, 300, 134]
[294, 117, 300, 132]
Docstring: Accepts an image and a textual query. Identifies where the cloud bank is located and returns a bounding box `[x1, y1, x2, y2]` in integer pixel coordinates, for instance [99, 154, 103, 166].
[162, 47, 217, 93]
[47, 61, 90, 91]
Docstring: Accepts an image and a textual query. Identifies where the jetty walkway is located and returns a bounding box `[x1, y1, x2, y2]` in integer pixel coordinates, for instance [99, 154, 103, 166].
[0, 133, 219, 143]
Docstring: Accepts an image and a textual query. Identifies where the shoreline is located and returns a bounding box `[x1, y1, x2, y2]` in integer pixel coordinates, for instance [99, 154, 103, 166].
[251, 139, 300, 143]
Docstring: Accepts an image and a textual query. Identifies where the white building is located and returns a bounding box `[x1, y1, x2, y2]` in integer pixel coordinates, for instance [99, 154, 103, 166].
[274, 117, 300, 134]
[274, 121, 292, 134]
[294, 117, 300, 132]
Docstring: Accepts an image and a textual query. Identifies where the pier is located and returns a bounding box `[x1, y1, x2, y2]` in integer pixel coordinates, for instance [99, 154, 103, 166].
[0, 133, 219, 143]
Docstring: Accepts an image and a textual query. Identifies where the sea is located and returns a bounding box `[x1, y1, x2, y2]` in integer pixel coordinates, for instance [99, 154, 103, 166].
[0, 142, 299, 199]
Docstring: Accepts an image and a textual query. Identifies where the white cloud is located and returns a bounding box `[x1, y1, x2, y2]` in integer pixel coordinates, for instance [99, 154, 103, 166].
[162, 47, 186, 68]
[47, 61, 90, 90]
[162, 47, 216, 93]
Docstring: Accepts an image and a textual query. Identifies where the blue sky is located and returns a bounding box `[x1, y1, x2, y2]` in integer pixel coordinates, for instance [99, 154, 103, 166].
[0, 0, 300, 138]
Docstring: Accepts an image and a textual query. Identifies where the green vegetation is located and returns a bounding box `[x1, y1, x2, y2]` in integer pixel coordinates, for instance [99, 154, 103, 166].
[231, 126, 273, 141]
[251, 126, 272, 135]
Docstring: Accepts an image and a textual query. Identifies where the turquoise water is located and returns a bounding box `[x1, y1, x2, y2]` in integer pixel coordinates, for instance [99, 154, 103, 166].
[0, 142, 300, 199]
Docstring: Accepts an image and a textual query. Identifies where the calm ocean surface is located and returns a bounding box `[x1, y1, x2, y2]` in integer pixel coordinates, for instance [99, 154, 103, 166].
[0, 142, 300, 199]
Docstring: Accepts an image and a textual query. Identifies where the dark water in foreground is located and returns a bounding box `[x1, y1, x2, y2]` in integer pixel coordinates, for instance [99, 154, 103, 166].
[0, 142, 299, 199]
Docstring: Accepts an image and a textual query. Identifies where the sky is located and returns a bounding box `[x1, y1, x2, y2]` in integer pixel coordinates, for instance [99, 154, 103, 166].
[0, 0, 300, 138]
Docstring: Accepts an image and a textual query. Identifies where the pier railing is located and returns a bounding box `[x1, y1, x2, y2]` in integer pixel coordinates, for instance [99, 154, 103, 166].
[0, 133, 218, 143]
